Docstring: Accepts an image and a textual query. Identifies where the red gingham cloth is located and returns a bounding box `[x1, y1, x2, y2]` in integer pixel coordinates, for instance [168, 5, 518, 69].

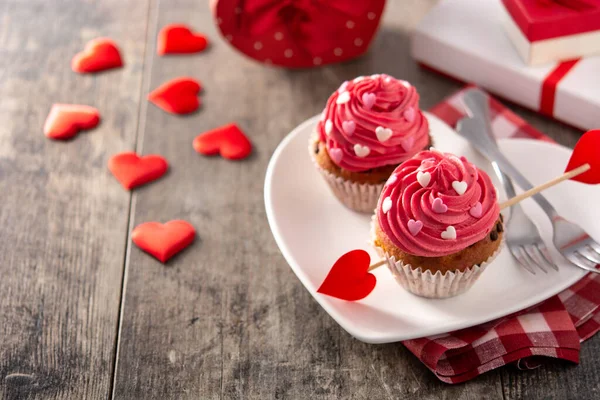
[402, 86, 600, 384]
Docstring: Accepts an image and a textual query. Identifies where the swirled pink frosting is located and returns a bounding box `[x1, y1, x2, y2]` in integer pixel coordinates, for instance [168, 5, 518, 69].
[316, 74, 429, 172]
[376, 150, 500, 257]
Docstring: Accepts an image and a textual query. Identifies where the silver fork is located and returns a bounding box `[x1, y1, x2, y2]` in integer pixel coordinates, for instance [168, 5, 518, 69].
[459, 88, 600, 274]
[492, 161, 557, 274]
[457, 95, 557, 274]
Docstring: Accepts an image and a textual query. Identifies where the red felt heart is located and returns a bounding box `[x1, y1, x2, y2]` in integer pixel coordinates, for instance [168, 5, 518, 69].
[71, 38, 123, 73]
[565, 129, 600, 184]
[108, 152, 169, 190]
[157, 24, 209, 55]
[211, 0, 385, 68]
[43, 104, 100, 140]
[193, 123, 252, 160]
[148, 77, 202, 114]
[317, 250, 377, 301]
[132, 220, 196, 263]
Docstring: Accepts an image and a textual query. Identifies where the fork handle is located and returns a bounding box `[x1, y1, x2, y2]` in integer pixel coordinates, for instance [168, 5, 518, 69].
[461, 89, 559, 219]
[471, 138, 559, 218]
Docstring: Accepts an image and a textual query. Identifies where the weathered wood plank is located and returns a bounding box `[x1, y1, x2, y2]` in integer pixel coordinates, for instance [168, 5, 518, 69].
[502, 334, 600, 399]
[0, 0, 149, 399]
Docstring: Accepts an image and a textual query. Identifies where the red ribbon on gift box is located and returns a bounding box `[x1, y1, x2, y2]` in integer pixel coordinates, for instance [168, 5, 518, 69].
[539, 58, 581, 117]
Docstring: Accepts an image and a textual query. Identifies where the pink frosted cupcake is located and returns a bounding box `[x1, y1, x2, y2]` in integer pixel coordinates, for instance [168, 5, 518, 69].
[310, 74, 431, 213]
[372, 149, 503, 298]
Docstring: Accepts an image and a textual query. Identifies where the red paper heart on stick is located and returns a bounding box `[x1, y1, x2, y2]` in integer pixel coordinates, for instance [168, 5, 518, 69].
[157, 24, 209, 55]
[148, 77, 202, 114]
[211, 0, 386, 68]
[132, 220, 196, 263]
[108, 152, 169, 190]
[193, 123, 252, 160]
[43, 104, 100, 140]
[565, 129, 600, 184]
[72, 38, 123, 73]
[317, 250, 377, 301]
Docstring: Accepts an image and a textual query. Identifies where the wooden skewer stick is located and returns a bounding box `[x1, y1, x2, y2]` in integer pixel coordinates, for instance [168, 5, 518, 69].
[368, 163, 591, 271]
[368, 259, 387, 271]
[499, 163, 590, 210]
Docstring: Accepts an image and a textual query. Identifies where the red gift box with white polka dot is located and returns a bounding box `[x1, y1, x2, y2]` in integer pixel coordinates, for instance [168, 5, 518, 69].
[211, 0, 386, 68]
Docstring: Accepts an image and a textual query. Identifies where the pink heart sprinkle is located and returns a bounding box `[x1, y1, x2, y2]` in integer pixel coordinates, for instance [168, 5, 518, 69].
[342, 120, 356, 135]
[432, 198, 448, 213]
[470, 202, 483, 218]
[404, 107, 416, 123]
[362, 93, 376, 110]
[400, 136, 415, 152]
[407, 219, 423, 236]
[329, 148, 343, 165]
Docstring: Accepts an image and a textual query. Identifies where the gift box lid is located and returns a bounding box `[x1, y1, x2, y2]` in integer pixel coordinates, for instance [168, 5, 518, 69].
[411, 0, 600, 131]
[502, 0, 600, 41]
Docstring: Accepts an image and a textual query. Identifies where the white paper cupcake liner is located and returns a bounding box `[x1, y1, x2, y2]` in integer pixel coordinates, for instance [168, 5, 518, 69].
[309, 136, 384, 214]
[370, 216, 503, 298]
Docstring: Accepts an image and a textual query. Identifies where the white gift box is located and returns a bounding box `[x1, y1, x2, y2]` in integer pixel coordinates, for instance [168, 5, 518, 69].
[411, 0, 600, 131]
[501, 0, 600, 66]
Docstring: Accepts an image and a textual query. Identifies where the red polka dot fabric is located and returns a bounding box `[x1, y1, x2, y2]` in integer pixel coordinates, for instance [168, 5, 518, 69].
[211, 0, 386, 68]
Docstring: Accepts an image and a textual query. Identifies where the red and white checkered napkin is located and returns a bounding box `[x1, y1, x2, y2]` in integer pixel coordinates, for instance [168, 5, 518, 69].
[402, 87, 600, 384]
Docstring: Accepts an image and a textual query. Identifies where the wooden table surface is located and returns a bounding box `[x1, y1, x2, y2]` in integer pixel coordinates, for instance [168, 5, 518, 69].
[1, 1, 598, 399]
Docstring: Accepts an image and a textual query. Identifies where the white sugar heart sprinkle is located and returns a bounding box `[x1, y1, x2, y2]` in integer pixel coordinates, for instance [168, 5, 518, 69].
[441, 226, 456, 240]
[354, 144, 370, 158]
[370, 74, 380, 79]
[382, 197, 392, 214]
[375, 126, 393, 142]
[325, 119, 333, 135]
[336, 91, 351, 104]
[417, 171, 431, 187]
[338, 81, 349, 93]
[386, 174, 397, 185]
[400, 80, 411, 88]
[452, 180, 467, 195]
[353, 76, 365, 83]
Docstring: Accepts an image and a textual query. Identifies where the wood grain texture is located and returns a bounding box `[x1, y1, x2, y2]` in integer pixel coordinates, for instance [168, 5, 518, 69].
[0, 0, 595, 399]
[0, 0, 149, 399]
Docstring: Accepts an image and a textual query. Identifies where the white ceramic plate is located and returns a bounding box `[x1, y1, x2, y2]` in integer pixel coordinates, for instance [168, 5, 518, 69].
[265, 113, 598, 343]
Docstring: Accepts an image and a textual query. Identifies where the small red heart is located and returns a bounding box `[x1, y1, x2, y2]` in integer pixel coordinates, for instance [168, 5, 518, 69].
[108, 152, 168, 190]
[193, 123, 252, 160]
[72, 38, 123, 73]
[132, 220, 196, 263]
[157, 24, 209, 55]
[565, 129, 600, 184]
[43, 104, 100, 140]
[148, 77, 202, 114]
[317, 250, 377, 301]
